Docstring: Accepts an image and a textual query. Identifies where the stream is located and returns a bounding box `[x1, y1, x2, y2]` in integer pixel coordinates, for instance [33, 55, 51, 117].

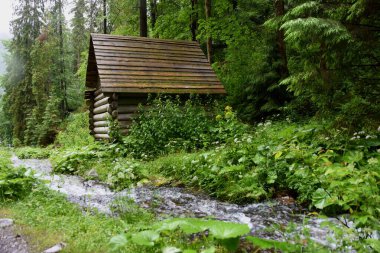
[12, 155, 340, 247]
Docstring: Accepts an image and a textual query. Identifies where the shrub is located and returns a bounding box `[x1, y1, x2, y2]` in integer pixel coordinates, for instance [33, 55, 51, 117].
[123, 97, 249, 159]
[55, 112, 95, 149]
[0, 148, 36, 200]
[15, 146, 51, 159]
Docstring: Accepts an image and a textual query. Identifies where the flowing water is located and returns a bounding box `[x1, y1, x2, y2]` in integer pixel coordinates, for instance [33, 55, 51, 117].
[12, 155, 340, 246]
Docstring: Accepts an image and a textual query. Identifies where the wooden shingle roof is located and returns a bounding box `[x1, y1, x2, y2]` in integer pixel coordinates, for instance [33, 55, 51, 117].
[86, 33, 225, 94]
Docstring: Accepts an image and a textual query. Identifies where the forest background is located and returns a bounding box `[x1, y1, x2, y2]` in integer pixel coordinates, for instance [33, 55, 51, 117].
[0, 0, 379, 146]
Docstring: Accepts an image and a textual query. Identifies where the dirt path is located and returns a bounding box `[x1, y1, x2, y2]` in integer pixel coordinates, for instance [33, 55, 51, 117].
[0, 219, 29, 253]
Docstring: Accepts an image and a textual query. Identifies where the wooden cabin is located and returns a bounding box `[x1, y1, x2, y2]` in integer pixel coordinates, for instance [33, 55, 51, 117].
[85, 33, 226, 140]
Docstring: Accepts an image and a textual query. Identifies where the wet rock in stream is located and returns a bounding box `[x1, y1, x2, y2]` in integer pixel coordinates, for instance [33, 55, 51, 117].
[12, 155, 339, 246]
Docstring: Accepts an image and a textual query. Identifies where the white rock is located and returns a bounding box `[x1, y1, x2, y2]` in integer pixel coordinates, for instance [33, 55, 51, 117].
[86, 169, 99, 178]
[0, 218, 14, 228]
[42, 242, 66, 253]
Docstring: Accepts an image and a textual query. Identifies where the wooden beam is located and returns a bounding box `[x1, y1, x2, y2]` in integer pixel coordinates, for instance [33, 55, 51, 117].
[95, 134, 110, 139]
[94, 127, 110, 134]
[118, 114, 134, 121]
[95, 93, 107, 102]
[94, 112, 111, 121]
[94, 96, 110, 107]
[118, 105, 138, 114]
[93, 104, 111, 114]
[94, 89, 103, 96]
[94, 121, 109, 127]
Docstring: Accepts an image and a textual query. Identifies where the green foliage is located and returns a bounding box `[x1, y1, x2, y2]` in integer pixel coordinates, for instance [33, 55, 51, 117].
[275, 0, 380, 126]
[52, 144, 146, 190]
[14, 146, 51, 159]
[111, 218, 250, 252]
[55, 112, 94, 149]
[3, 185, 131, 253]
[52, 145, 103, 175]
[105, 160, 143, 190]
[123, 97, 248, 159]
[0, 148, 36, 200]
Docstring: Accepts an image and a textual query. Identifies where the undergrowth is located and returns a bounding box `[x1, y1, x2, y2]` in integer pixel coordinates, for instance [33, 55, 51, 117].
[1, 185, 156, 253]
[14, 146, 51, 159]
[0, 148, 37, 200]
[46, 99, 380, 252]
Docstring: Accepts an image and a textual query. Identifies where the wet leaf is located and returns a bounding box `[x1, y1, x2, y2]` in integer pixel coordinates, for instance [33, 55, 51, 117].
[312, 188, 329, 209]
[343, 151, 363, 163]
[162, 246, 181, 253]
[247, 236, 302, 252]
[207, 220, 250, 239]
[201, 246, 215, 253]
[131, 230, 160, 246]
[109, 234, 128, 251]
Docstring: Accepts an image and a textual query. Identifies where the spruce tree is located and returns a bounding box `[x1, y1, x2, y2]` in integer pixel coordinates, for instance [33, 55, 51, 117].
[2, 0, 45, 143]
[71, 0, 88, 71]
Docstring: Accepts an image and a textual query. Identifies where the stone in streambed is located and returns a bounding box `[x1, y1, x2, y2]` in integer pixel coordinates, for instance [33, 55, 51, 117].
[0, 219, 13, 228]
[86, 169, 99, 179]
[42, 242, 66, 253]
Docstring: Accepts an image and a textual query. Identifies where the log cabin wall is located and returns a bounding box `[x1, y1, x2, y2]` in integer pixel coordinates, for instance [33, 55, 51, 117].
[92, 89, 113, 139]
[85, 33, 226, 140]
[115, 94, 147, 135]
[90, 90, 148, 140]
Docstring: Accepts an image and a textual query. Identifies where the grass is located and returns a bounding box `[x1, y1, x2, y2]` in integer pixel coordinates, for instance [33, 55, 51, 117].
[0, 185, 159, 253]
[0, 146, 158, 252]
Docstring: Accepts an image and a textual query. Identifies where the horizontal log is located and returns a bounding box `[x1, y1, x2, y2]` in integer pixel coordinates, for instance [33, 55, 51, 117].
[94, 127, 110, 134]
[91, 34, 198, 47]
[95, 93, 106, 102]
[112, 110, 118, 118]
[94, 121, 109, 127]
[93, 40, 202, 54]
[118, 125, 132, 130]
[120, 129, 129, 135]
[95, 134, 110, 139]
[95, 56, 208, 65]
[93, 104, 111, 114]
[101, 81, 222, 87]
[118, 98, 146, 105]
[101, 87, 226, 94]
[97, 69, 218, 78]
[96, 59, 211, 70]
[94, 89, 102, 96]
[118, 105, 138, 114]
[93, 112, 111, 121]
[99, 76, 220, 83]
[94, 96, 110, 107]
[118, 113, 134, 121]
[98, 65, 215, 73]
[118, 119, 132, 126]
[95, 52, 208, 64]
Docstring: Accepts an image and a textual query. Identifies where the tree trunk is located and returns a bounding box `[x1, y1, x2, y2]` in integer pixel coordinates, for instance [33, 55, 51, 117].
[205, 0, 212, 63]
[274, 0, 289, 78]
[103, 0, 107, 34]
[140, 0, 148, 37]
[191, 0, 198, 41]
[231, 0, 237, 10]
[58, 0, 67, 115]
[150, 0, 157, 29]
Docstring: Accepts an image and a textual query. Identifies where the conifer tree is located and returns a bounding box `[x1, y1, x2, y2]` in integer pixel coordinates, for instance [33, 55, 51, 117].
[2, 0, 45, 143]
[71, 0, 88, 70]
